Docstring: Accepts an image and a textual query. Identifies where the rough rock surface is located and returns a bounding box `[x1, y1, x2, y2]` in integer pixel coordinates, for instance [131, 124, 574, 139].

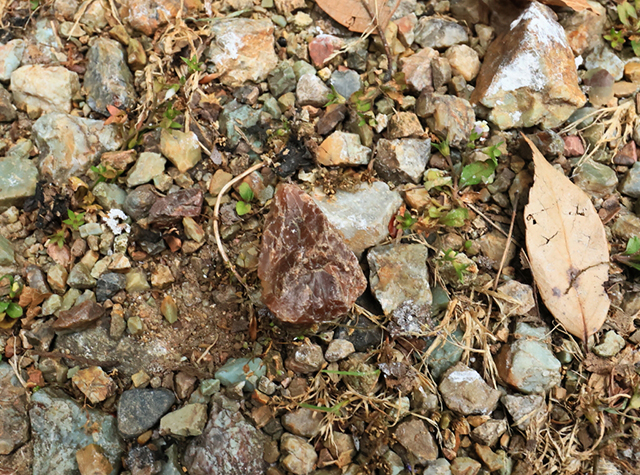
[258, 184, 366, 324]
[117, 389, 176, 438]
[84, 38, 136, 115]
[374, 138, 431, 184]
[394, 419, 438, 465]
[311, 182, 403, 256]
[207, 19, 279, 87]
[439, 363, 501, 415]
[11, 65, 80, 117]
[470, 2, 586, 129]
[30, 388, 124, 475]
[33, 112, 122, 181]
[0, 363, 29, 455]
[184, 396, 266, 475]
[316, 131, 371, 166]
[0, 155, 38, 210]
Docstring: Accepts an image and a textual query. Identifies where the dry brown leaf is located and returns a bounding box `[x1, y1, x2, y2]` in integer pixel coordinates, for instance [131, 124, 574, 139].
[523, 135, 609, 342]
[538, 0, 596, 12]
[315, 0, 394, 33]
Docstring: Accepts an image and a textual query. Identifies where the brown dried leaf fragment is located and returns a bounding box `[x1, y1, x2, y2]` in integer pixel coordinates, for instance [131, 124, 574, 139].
[523, 135, 609, 342]
[315, 0, 394, 33]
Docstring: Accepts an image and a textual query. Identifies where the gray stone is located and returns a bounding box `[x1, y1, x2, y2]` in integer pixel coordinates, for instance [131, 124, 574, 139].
[281, 407, 324, 437]
[374, 138, 431, 184]
[0, 39, 25, 81]
[296, 73, 331, 107]
[425, 328, 464, 379]
[0, 234, 15, 265]
[218, 101, 262, 149]
[285, 340, 326, 373]
[424, 458, 452, 475]
[585, 43, 624, 81]
[84, 38, 136, 115]
[161, 444, 183, 475]
[67, 263, 96, 289]
[280, 433, 317, 475]
[30, 388, 124, 475]
[329, 69, 361, 100]
[96, 272, 127, 302]
[127, 152, 165, 187]
[334, 316, 383, 352]
[439, 363, 501, 415]
[11, 65, 80, 117]
[33, 112, 122, 182]
[311, 181, 403, 256]
[0, 155, 37, 211]
[325, 339, 355, 362]
[292, 60, 316, 81]
[54, 325, 159, 378]
[495, 280, 535, 317]
[214, 357, 266, 392]
[93, 182, 127, 210]
[394, 418, 438, 465]
[118, 388, 176, 438]
[612, 209, 640, 241]
[124, 184, 158, 220]
[184, 395, 266, 475]
[159, 404, 208, 437]
[470, 419, 508, 446]
[423, 95, 475, 146]
[619, 161, 640, 198]
[0, 363, 29, 455]
[268, 60, 297, 97]
[368, 243, 432, 333]
[414, 18, 468, 49]
[501, 394, 545, 430]
[593, 330, 625, 357]
[573, 159, 619, 198]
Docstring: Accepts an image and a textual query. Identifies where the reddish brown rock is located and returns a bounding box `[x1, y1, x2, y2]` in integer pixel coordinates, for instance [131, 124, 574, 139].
[316, 103, 347, 135]
[470, 2, 586, 129]
[258, 184, 367, 324]
[614, 141, 637, 166]
[400, 47, 439, 93]
[72, 366, 116, 404]
[562, 135, 584, 157]
[123, 0, 200, 35]
[148, 188, 203, 227]
[52, 300, 106, 333]
[309, 35, 343, 68]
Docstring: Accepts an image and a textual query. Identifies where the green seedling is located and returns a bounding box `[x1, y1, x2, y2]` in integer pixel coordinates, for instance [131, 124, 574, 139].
[325, 85, 345, 106]
[181, 55, 203, 73]
[49, 229, 66, 248]
[428, 205, 469, 228]
[604, 28, 626, 50]
[0, 275, 23, 320]
[441, 249, 470, 283]
[395, 210, 416, 230]
[614, 236, 640, 270]
[63, 210, 85, 231]
[459, 160, 496, 188]
[236, 182, 254, 216]
[159, 102, 182, 130]
[432, 138, 451, 157]
[90, 164, 123, 184]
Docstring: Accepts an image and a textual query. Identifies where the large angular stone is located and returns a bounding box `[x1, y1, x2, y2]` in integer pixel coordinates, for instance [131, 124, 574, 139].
[0, 155, 38, 211]
[206, 19, 278, 87]
[400, 47, 439, 93]
[33, 112, 122, 182]
[10, 65, 80, 117]
[439, 363, 501, 415]
[368, 243, 432, 320]
[422, 94, 475, 146]
[123, 0, 196, 35]
[0, 363, 29, 455]
[258, 184, 367, 325]
[374, 138, 431, 184]
[30, 388, 124, 475]
[311, 182, 403, 256]
[394, 419, 438, 466]
[470, 2, 586, 129]
[560, 1, 607, 56]
[118, 389, 176, 438]
[184, 395, 266, 475]
[52, 300, 106, 333]
[414, 18, 468, 49]
[84, 38, 136, 115]
[316, 131, 371, 166]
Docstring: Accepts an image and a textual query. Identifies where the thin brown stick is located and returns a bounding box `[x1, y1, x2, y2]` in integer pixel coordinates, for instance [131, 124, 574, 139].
[493, 192, 519, 290]
[213, 161, 265, 291]
[360, 0, 395, 82]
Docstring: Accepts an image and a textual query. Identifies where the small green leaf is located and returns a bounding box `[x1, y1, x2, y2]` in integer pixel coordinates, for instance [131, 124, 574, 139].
[625, 236, 640, 255]
[459, 161, 496, 188]
[439, 207, 469, 227]
[632, 40, 640, 57]
[236, 201, 252, 216]
[0, 302, 9, 313]
[238, 182, 255, 202]
[7, 303, 23, 319]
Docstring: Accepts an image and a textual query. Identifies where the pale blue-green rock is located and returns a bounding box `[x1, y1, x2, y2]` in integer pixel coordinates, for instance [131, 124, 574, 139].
[93, 182, 127, 210]
[425, 328, 464, 379]
[0, 234, 15, 265]
[214, 357, 265, 392]
[30, 388, 124, 475]
[0, 155, 38, 211]
[573, 159, 618, 198]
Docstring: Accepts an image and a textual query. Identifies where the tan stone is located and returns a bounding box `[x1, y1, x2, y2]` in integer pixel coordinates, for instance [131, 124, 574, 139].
[625, 62, 640, 83]
[613, 81, 639, 98]
[470, 2, 586, 130]
[316, 131, 371, 166]
[207, 19, 278, 88]
[76, 444, 113, 475]
[561, 0, 606, 56]
[445, 44, 481, 82]
[400, 47, 439, 92]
